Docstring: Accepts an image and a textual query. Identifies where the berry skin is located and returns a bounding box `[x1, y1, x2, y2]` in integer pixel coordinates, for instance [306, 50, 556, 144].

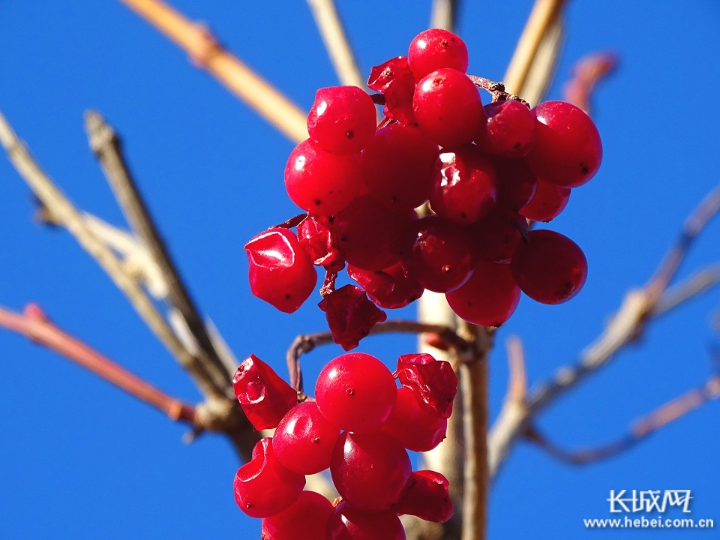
[493, 157, 538, 212]
[405, 215, 475, 293]
[476, 100, 535, 158]
[233, 438, 305, 518]
[261, 491, 333, 540]
[471, 210, 528, 264]
[525, 100, 602, 188]
[393, 470, 453, 523]
[245, 228, 317, 314]
[307, 86, 376, 155]
[430, 145, 498, 224]
[284, 139, 362, 216]
[446, 260, 521, 326]
[510, 229, 588, 304]
[296, 215, 344, 270]
[272, 401, 341, 475]
[318, 285, 388, 351]
[395, 353, 458, 418]
[519, 178, 571, 222]
[326, 501, 406, 540]
[381, 386, 447, 452]
[315, 352, 397, 433]
[408, 29, 469, 80]
[413, 68, 484, 148]
[347, 261, 424, 309]
[330, 432, 412, 511]
[361, 124, 438, 211]
[232, 354, 298, 430]
[367, 56, 416, 125]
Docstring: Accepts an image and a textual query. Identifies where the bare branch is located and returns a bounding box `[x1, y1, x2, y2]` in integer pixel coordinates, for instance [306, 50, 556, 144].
[519, 16, 564, 107]
[119, 0, 307, 143]
[305, 0, 365, 89]
[562, 51, 618, 115]
[430, 0, 460, 32]
[506, 336, 527, 403]
[0, 304, 197, 425]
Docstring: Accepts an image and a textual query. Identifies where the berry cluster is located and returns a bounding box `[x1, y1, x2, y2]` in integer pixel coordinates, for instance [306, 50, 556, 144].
[232, 352, 457, 540]
[246, 28, 602, 350]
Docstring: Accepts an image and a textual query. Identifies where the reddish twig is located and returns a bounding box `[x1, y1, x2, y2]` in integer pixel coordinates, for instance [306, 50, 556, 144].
[0, 303, 197, 424]
[468, 75, 529, 106]
[562, 51, 618, 115]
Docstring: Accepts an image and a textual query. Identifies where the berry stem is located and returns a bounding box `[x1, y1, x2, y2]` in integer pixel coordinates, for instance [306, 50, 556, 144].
[467, 75, 529, 106]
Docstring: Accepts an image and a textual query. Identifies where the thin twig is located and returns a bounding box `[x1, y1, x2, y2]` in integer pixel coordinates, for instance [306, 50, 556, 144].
[562, 51, 618, 115]
[0, 304, 197, 425]
[430, 0, 460, 31]
[506, 336, 527, 403]
[305, 0, 365, 89]
[84, 111, 232, 395]
[0, 110, 225, 400]
[119, 0, 307, 143]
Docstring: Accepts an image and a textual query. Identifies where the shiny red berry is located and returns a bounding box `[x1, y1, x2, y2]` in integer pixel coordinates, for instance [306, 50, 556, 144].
[476, 99, 535, 158]
[395, 353, 458, 418]
[318, 285, 387, 351]
[261, 491, 334, 540]
[393, 470, 453, 523]
[367, 56, 416, 125]
[347, 261, 424, 309]
[471, 210, 528, 264]
[519, 178, 571, 222]
[408, 29, 469, 80]
[493, 157, 538, 211]
[326, 501, 406, 540]
[381, 386, 447, 452]
[308, 86, 376, 155]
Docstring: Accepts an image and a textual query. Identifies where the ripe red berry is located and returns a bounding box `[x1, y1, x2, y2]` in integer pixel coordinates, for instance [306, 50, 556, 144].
[315, 352, 397, 433]
[245, 228, 317, 314]
[326, 501, 406, 540]
[361, 124, 438, 211]
[296, 215, 344, 270]
[493, 157, 538, 212]
[430, 145, 498, 224]
[405, 215, 475, 293]
[334, 196, 417, 271]
[233, 438, 305, 518]
[393, 470, 453, 523]
[525, 100, 602, 188]
[284, 139, 362, 215]
[261, 491, 334, 540]
[367, 56, 416, 125]
[232, 354, 298, 430]
[395, 353, 458, 418]
[308, 86, 377, 155]
[446, 260, 521, 326]
[476, 99, 535, 158]
[318, 285, 387, 351]
[471, 210, 528, 264]
[381, 386, 447, 452]
[510, 229, 588, 304]
[413, 68, 484, 148]
[408, 29, 469, 80]
[272, 402, 341, 475]
[347, 261, 424, 309]
[330, 432, 411, 511]
[519, 178, 571, 222]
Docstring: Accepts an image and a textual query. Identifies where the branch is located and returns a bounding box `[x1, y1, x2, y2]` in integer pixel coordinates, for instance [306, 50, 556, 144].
[526, 375, 720, 465]
[0, 304, 197, 425]
[562, 51, 618, 115]
[305, 0, 365, 89]
[0, 110, 226, 400]
[84, 111, 232, 393]
[119, 0, 307, 143]
[430, 0, 460, 32]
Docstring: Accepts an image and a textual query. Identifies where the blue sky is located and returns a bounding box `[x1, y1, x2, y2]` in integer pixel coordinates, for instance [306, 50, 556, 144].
[0, 1, 719, 538]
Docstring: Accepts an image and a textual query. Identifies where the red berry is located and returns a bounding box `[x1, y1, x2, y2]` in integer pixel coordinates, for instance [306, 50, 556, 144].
[476, 100, 535, 158]
[395, 353, 458, 418]
[519, 178, 571, 222]
[471, 210, 528, 264]
[297, 215, 344, 270]
[315, 352, 397, 433]
[347, 261, 424, 309]
[318, 285, 387, 351]
[430, 145, 498, 224]
[393, 470, 453, 523]
[261, 491, 333, 540]
[510, 229, 588, 304]
[405, 215, 475, 293]
[408, 29, 469, 80]
[367, 56, 416, 125]
[334, 196, 417, 271]
[326, 501, 406, 540]
[446, 261, 521, 326]
[381, 386, 447, 452]
[525, 100, 602, 188]
[273, 402, 341, 475]
[284, 139, 362, 215]
[308, 86, 377, 155]
[413, 68, 484, 148]
[245, 228, 317, 313]
[330, 432, 411, 511]
[233, 438, 305, 518]
[493, 157, 538, 211]
[232, 354, 298, 431]
[361, 124, 438, 211]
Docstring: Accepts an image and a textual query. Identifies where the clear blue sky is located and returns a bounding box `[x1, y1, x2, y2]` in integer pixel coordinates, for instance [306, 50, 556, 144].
[1, 1, 719, 538]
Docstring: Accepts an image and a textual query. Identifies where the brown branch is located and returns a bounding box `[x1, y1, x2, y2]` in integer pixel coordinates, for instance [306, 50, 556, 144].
[526, 375, 720, 465]
[119, 0, 307, 143]
[84, 111, 232, 395]
[0, 304, 197, 425]
[468, 76, 529, 106]
[562, 51, 618, 115]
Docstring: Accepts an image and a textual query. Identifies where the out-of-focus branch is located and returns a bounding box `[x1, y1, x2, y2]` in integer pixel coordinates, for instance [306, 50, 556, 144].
[119, 0, 307, 143]
[526, 375, 720, 465]
[0, 303, 197, 425]
[519, 16, 564, 106]
[562, 51, 618, 115]
[305, 0, 364, 89]
[84, 111, 232, 395]
[0, 110, 225, 400]
[503, 0, 567, 96]
[430, 0, 460, 31]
